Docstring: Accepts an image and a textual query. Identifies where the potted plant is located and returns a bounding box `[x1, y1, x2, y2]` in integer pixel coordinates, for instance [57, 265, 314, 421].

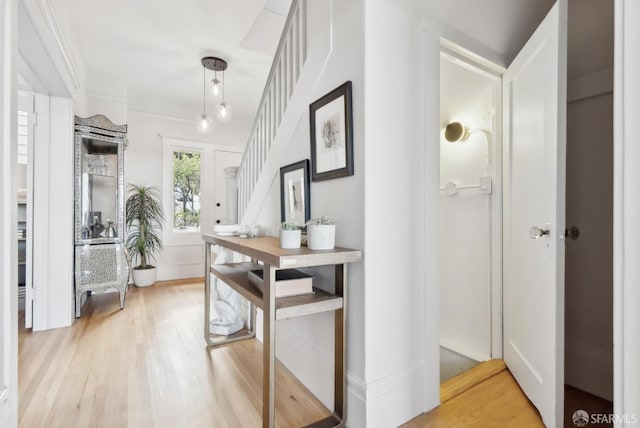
[280, 222, 301, 249]
[125, 184, 164, 287]
[305, 216, 336, 250]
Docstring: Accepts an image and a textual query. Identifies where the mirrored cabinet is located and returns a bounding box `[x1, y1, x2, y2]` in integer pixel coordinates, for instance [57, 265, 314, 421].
[74, 115, 129, 317]
[74, 115, 126, 244]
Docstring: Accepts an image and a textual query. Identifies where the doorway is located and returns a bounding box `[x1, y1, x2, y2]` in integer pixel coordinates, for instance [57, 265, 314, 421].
[438, 47, 503, 382]
[436, 1, 615, 424]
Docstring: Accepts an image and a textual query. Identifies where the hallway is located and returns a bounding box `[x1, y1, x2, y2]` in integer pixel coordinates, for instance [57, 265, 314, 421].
[18, 280, 329, 427]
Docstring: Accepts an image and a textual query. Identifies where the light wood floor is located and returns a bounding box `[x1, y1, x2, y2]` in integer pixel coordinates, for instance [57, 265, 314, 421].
[18, 279, 330, 428]
[402, 360, 544, 428]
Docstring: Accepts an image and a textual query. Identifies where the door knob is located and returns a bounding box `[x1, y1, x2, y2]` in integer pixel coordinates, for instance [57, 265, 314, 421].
[565, 226, 580, 240]
[529, 226, 550, 239]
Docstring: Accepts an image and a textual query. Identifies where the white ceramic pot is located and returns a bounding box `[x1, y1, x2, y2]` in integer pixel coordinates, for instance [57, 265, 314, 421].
[307, 224, 336, 250]
[280, 229, 301, 249]
[132, 266, 157, 287]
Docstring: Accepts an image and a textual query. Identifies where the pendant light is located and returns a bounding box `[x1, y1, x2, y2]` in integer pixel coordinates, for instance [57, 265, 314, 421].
[211, 70, 223, 99]
[195, 64, 213, 133]
[215, 70, 232, 122]
[197, 56, 232, 131]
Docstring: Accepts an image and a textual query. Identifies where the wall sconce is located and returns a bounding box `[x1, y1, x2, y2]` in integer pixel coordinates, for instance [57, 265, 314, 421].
[443, 121, 470, 143]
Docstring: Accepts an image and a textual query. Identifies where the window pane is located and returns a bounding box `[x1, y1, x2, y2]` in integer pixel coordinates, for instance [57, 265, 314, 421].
[173, 150, 201, 231]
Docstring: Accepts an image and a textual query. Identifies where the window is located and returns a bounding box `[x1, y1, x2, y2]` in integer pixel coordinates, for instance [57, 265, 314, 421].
[17, 110, 28, 164]
[162, 137, 243, 247]
[172, 150, 201, 231]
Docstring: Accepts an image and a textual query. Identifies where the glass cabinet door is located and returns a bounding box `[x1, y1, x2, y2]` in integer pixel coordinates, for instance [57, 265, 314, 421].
[74, 115, 126, 245]
[79, 136, 119, 241]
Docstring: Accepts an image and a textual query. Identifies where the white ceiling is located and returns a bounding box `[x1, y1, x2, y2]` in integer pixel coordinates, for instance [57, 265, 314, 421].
[50, 0, 612, 130]
[53, 0, 292, 129]
[427, 0, 613, 77]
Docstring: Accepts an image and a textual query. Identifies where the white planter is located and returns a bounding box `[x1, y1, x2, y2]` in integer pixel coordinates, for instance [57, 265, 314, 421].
[280, 229, 301, 249]
[132, 266, 157, 287]
[307, 224, 336, 250]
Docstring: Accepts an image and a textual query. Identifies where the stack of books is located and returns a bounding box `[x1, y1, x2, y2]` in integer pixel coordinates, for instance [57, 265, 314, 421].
[247, 268, 314, 298]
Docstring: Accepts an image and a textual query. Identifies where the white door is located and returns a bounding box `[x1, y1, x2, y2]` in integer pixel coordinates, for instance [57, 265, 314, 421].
[502, 2, 566, 427]
[213, 150, 242, 225]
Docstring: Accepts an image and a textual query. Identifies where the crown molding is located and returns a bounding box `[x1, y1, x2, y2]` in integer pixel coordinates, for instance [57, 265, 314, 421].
[34, 0, 82, 90]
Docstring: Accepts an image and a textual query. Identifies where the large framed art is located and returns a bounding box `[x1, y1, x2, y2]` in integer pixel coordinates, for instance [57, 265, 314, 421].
[280, 159, 310, 227]
[309, 81, 354, 181]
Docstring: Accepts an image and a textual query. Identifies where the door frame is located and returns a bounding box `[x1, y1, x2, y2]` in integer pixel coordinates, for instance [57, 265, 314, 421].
[0, 0, 18, 425]
[439, 39, 506, 361]
[613, 0, 640, 419]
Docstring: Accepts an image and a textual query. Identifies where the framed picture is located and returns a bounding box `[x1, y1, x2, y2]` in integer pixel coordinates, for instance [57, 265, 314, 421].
[280, 159, 310, 227]
[309, 81, 354, 181]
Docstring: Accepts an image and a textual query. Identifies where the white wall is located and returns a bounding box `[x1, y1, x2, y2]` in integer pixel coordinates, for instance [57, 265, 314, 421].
[125, 111, 248, 280]
[242, 1, 367, 424]
[362, 1, 556, 426]
[363, 2, 430, 425]
[439, 55, 494, 363]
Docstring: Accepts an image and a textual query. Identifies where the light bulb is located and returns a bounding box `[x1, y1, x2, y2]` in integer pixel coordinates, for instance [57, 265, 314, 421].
[211, 78, 223, 99]
[215, 102, 232, 122]
[195, 113, 213, 133]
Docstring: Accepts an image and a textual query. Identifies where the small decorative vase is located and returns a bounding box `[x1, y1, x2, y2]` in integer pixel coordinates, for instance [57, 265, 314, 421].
[307, 224, 336, 250]
[280, 229, 301, 249]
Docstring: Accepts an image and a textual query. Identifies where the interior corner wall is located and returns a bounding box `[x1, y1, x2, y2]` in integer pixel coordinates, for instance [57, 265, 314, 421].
[245, 0, 367, 425]
[124, 111, 248, 281]
[363, 1, 431, 426]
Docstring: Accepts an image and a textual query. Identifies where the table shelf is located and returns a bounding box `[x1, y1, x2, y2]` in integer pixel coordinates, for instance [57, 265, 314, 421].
[203, 234, 362, 428]
[211, 262, 344, 320]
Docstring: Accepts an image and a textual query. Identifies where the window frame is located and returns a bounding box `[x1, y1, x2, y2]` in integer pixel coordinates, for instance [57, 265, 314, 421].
[162, 138, 210, 247]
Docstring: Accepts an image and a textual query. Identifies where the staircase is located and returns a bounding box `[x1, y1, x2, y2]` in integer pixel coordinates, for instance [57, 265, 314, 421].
[235, 0, 332, 223]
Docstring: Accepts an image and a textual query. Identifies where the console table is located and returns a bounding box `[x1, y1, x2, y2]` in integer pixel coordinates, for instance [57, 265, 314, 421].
[203, 234, 362, 428]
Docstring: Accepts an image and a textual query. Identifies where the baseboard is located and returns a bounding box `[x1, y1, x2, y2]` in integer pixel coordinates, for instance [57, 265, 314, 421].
[346, 374, 366, 427]
[157, 263, 203, 281]
[365, 363, 425, 428]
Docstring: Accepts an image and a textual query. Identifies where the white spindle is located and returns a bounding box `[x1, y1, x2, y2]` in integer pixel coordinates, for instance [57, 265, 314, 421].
[236, 0, 309, 220]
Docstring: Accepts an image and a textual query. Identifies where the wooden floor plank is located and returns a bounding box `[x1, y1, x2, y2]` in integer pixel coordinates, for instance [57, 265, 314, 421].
[402, 370, 544, 428]
[18, 279, 331, 428]
[440, 359, 506, 403]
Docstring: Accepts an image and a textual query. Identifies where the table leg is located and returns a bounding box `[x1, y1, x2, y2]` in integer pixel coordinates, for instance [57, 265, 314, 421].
[263, 264, 276, 428]
[204, 241, 212, 343]
[334, 263, 347, 424]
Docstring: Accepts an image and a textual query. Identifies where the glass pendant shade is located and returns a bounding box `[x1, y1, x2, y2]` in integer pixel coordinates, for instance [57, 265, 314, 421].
[215, 102, 232, 122]
[195, 113, 213, 133]
[211, 78, 223, 99]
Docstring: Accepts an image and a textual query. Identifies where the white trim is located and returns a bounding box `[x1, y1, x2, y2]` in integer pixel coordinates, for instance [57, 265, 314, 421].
[0, 0, 18, 424]
[161, 137, 244, 248]
[86, 92, 127, 105]
[613, 0, 640, 422]
[365, 363, 426, 427]
[157, 133, 244, 148]
[128, 110, 251, 133]
[440, 38, 506, 77]
[162, 139, 206, 247]
[34, 0, 81, 90]
[421, 26, 441, 412]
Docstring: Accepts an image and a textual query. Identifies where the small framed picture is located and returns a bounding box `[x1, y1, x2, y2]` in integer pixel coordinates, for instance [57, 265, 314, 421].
[280, 159, 311, 227]
[309, 81, 354, 181]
